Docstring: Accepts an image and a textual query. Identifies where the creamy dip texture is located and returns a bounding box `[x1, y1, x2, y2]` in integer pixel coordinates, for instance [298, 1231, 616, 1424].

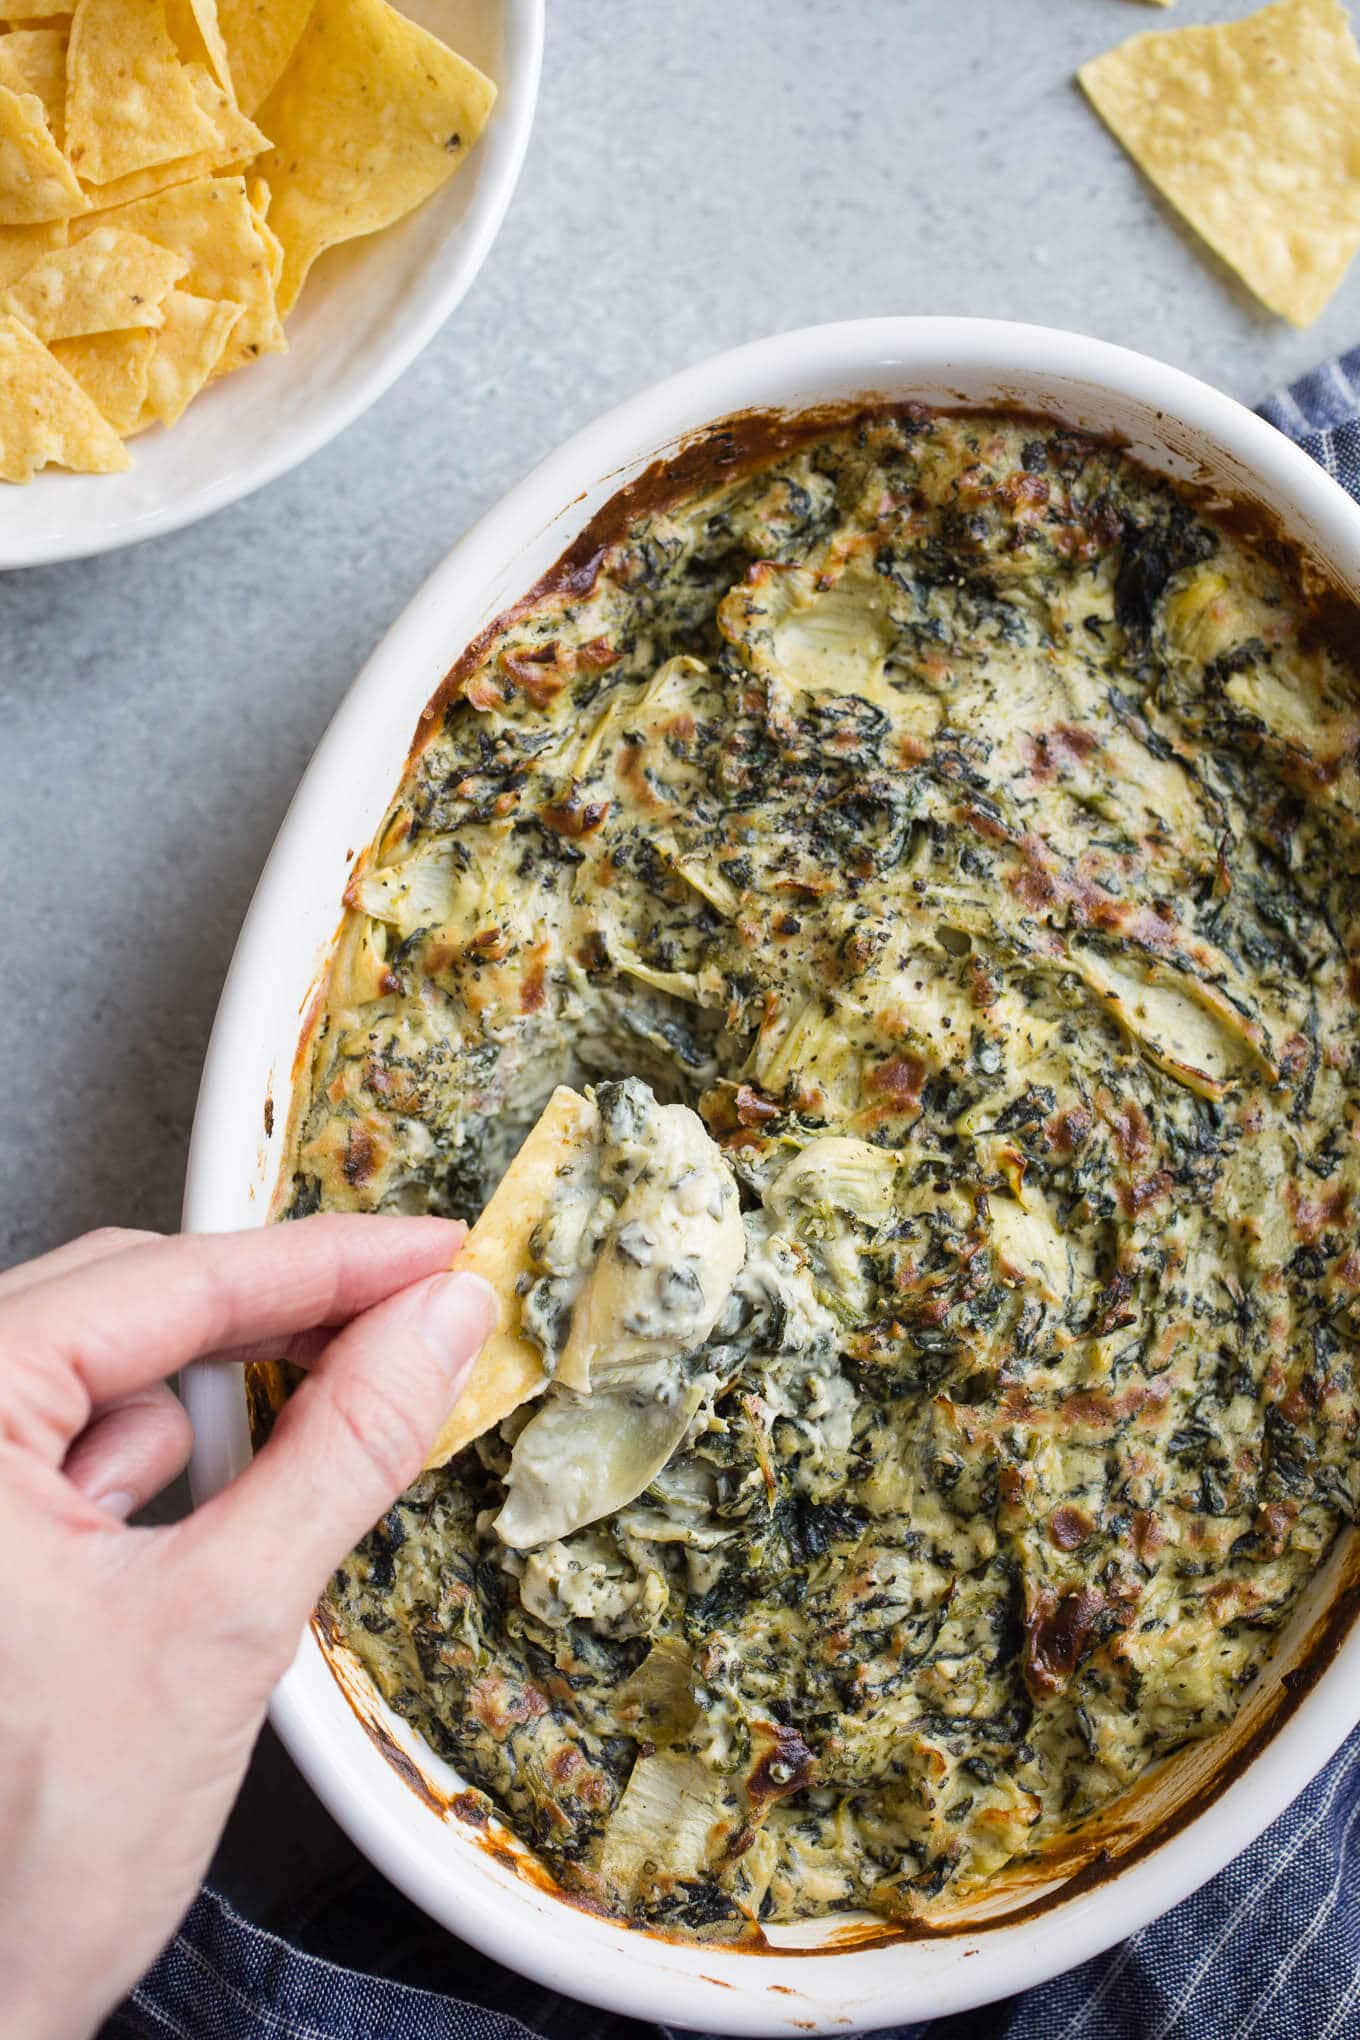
[279, 407, 1360, 1932]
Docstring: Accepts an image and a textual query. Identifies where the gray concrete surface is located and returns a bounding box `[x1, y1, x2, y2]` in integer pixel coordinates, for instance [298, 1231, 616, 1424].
[3, 0, 1357, 1942]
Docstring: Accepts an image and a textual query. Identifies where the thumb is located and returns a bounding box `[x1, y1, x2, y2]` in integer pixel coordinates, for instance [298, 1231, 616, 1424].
[181, 1268, 497, 1631]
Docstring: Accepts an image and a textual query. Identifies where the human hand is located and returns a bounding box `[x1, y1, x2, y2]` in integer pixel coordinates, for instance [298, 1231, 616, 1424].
[0, 1216, 495, 2040]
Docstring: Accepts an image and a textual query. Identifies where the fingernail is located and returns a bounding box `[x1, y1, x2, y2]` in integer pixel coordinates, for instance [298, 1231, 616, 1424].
[418, 1270, 498, 1378]
[98, 1489, 137, 1521]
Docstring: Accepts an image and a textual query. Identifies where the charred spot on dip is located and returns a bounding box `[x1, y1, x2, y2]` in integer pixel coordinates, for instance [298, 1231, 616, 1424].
[281, 406, 1360, 1936]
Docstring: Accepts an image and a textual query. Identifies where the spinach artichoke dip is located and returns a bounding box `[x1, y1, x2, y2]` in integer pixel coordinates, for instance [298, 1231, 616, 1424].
[281, 406, 1360, 1934]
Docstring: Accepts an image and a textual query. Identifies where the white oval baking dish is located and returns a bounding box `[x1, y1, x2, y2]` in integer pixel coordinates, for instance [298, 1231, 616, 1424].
[184, 318, 1360, 2036]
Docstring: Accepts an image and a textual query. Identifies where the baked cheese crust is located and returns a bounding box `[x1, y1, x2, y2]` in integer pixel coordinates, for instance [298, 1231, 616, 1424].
[282, 408, 1360, 1932]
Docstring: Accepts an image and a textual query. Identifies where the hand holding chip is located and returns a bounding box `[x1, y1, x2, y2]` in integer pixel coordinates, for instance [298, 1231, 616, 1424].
[0, 1215, 495, 2040]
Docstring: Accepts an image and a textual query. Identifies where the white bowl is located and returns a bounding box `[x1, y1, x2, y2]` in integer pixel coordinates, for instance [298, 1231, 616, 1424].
[184, 318, 1360, 2035]
[0, 0, 542, 571]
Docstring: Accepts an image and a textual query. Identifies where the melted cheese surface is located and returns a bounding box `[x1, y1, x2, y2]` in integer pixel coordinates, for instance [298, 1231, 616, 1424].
[286, 410, 1360, 1932]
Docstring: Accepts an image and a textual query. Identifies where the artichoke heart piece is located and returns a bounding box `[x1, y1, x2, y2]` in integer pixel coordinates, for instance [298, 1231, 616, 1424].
[353, 837, 470, 935]
[764, 1134, 899, 1316]
[530, 1078, 746, 1394]
[766, 1135, 899, 1228]
[613, 1636, 700, 1741]
[1069, 946, 1275, 1099]
[985, 1188, 1072, 1308]
[720, 559, 895, 700]
[599, 1719, 815, 1911]
[600, 1749, 738, 1906]
[495, 1378, 704, 1550]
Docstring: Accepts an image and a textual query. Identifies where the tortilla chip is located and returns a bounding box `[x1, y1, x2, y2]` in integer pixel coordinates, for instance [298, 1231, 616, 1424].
[216, 0, 312, 116]
[249, 195, 281, 294]
[0, 309, 128, 477]
[80, 149, 216, 211]
[2, 223, 185, 337]
[73, 174, 281, 368]
[51, 322, 154, 430]
[0, 26, 67, 142]
[425, 1086, 594, 1470]
[0, 3, 73, 15]
[135, 285, 238, 425]
[165, 0, 233, 98]
[75, 64, 259, 211]
[1079, 0, 1360, 326]
[255, 0, 496, 316]
[65, 0, 220, 185]
[243, 170, 281, 297]
[0, 213, 65, 285]
[184, 61, 266, 161]
[0, 78, 86, 221]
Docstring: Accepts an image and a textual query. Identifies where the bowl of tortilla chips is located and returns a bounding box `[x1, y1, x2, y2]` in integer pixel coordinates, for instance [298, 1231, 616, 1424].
[0, 0, 542, 566]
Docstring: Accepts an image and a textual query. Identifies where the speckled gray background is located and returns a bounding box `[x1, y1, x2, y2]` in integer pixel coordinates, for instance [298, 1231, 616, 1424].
[3, 0, 1358, 1935]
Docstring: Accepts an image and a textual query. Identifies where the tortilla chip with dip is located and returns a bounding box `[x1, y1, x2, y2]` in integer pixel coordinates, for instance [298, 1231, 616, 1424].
[423, 1086, 597, 1470]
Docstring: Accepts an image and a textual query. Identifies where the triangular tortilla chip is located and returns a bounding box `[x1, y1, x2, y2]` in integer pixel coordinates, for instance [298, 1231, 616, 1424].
[0, 3, 73, 15]
[424, 1087, 594, 1469]
[135, 285, 239, 425]
[1079, 0, 1360, 326]
[80, 150, 223, 213]
[65, 0, 220, 186]
[183, 62, 266, 162]
[76, 67, 261, 212]
[165, 0, 234, 99]
[0, 26, 67, 143]
[0, 79, 86, 223]
[215, 0, 312, 115]
[52, 323, 155, 431]
[0, 310, 128, 477]
[72, 175, 282, 368]
[0, 215, 66, 287]
[248, 195, 281, 296]
[255, 0, 496, 315]
[2, 224, 186, 338]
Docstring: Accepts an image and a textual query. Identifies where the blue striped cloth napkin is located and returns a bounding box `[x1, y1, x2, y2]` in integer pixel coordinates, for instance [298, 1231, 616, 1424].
[1257, 345, 1360, 494]
[104, 359, 1360, 2040]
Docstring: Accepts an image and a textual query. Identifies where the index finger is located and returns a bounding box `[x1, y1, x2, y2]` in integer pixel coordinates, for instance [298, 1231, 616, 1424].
[0, 1214, 466, 1463]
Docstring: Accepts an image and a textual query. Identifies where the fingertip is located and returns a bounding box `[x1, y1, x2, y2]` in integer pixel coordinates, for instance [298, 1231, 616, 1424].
[412, 1269, 499, 1387]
